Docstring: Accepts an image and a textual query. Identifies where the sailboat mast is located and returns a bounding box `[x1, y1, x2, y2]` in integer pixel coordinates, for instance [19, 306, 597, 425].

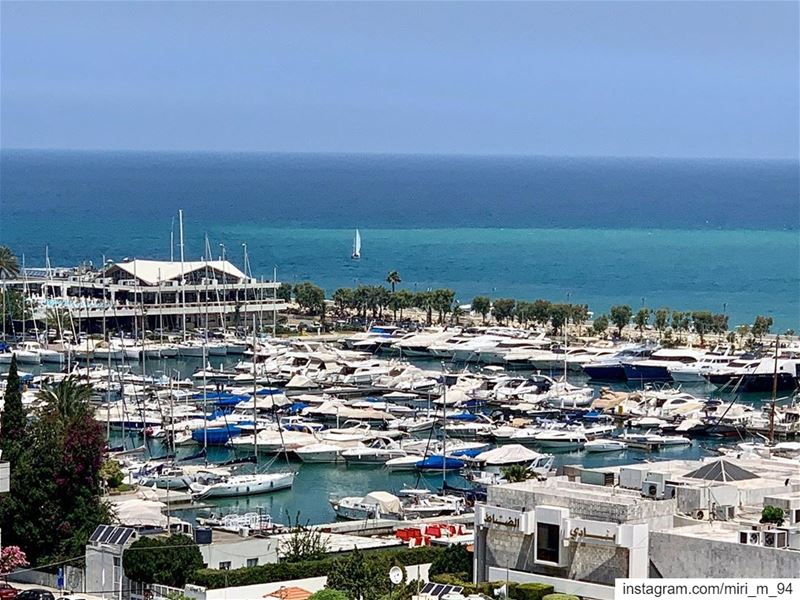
[441, 362, 446, 486]
[769, 335, 779, 444]
[272, 266, 277, 338]
[253, 315, 258, 469]
[179, 209, 186, 341]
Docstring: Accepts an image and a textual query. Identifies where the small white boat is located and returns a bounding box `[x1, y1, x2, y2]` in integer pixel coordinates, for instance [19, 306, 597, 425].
[341, 437, 413, 465]
[330, 491, 402, 520]
[295, 443, 343, 463]
[351, 229, 362, 259]
[190, 471, 294, 499]
[533, 430, 587, 450]
[584, 439, 627, 453]
[384, 455, 423, 471]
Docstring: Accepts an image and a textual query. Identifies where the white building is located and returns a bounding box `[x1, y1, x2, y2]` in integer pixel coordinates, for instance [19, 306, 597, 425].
[474, 457, 800, 600]
[6, 259, 286, 333]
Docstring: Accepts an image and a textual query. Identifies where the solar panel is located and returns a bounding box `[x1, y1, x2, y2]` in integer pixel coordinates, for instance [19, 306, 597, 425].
[420, 583, 463, 598]
[90, 525, 135, 546]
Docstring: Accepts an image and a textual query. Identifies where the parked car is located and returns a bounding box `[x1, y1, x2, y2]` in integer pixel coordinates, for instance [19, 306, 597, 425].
[0, 583, 17, 600]
[15, 590, 55, 600]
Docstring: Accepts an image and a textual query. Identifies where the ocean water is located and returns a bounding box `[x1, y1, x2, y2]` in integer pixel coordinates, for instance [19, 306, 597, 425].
[1, 150, 798, 329]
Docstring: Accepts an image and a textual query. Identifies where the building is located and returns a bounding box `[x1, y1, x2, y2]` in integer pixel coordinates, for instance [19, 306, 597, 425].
[473, 456, 800, 600]
[4, 259, 286, 333]
[0, 459, 8, 551]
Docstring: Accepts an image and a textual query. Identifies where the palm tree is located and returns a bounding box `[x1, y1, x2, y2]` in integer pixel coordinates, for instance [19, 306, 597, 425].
[36, 376, 94, 423]
[0, 246, 20, 279]
[386, 271, 401, 293]
[500, 464, 534, 483]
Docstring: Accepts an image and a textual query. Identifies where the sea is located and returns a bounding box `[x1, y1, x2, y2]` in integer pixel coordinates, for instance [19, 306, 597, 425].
[0, 149, 798, 329]
[1, 149, 798, 525]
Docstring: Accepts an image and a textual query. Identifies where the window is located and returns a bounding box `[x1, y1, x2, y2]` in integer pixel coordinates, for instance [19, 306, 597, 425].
[795, 509, 800, 524]
[536, 523, 560, 563]
[219, 561, 231, 570]
[247, 558, 259, 568]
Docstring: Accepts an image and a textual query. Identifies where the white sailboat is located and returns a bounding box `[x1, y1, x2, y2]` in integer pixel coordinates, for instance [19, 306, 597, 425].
[351, 229, 361, 259]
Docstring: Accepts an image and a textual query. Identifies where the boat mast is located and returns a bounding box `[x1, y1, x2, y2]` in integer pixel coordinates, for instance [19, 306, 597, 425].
[253, 315, 258, 470]
[272, 266, 277, 338]
[179, 209, 186, 341]
[441, 361, 446, 486]
[769, 335, 779, 444]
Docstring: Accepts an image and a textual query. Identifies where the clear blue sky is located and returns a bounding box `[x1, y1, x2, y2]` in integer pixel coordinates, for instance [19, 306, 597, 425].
[1, 1, 797, 158]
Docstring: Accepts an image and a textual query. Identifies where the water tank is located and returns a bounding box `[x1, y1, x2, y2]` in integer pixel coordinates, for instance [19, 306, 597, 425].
[194, 527, 213, 545]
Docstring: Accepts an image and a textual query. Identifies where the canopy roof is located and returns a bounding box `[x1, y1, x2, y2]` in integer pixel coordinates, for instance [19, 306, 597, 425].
[363, 491, 402, 514]
[683, 459, 759, 482]
[111, 259, 247, 286]
[476, 444, 545, 465]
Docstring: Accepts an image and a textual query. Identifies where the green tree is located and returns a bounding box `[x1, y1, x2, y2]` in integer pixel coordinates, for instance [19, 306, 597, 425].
[99, 459, 125, 489]
[513, 301, 532, 326]
[0, 377, 110, 565]
[432, 289, 455, 324]
[570, 304, 590, 332]
[609, 305, 632, 337]
[0, 356, 26, 466]
[414, 291, 436, 326]
[549, 303, 571, 335]
[592, 315, 609, 336]
[634, 308, 650, 337]
[761, 506, 785, 526]
[653, 308, 670, 338]
[276, 283, 294, 302]
[332, 288, 354, 315]
[386, 271, 402, 293]
[310, 591, 349, 600]
[429, 544, 472, 580]
[491, 298, 516, 325]
[279, 513, 330, 563]
[691, 311, 715, 346]
[326, 548, 389, 600]
[123, 534, 204, 588]
[0, 246, 20, 279]
[752, 315, 773, 341]
[711, 313, 729, 335]
[500, 464, 534, 483]
[471, 296, 491, 324]
[294, 282, 326, 315]
[530, 299, 553, 326]
[392, 290, 414, 321]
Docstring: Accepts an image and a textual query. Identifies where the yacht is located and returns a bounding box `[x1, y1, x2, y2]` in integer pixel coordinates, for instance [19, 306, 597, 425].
[190, 471, 294, 499]
[622, 348, 706, 382]
[340, 437, 414, 465]
[668, 349, 738, 383]
[582, 344, 656, 380]
[330, 491, 403, 520]
[294, 443, 343, 463]
[584, 439, 627, 453]
[533, 430, 587, 450]
[705, 356, 799, 392]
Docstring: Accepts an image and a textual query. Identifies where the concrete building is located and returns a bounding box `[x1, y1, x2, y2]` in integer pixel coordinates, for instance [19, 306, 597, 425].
[4, 259, 286, 333]
[474, 456, 800, 600]
[0, 459, 9, 551]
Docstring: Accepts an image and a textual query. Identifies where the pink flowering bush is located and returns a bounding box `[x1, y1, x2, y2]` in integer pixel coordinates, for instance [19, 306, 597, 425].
[0, 546, 28, 575]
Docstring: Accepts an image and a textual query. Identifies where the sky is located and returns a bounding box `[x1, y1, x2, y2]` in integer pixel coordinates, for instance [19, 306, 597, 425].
[1, 1, 798, 159]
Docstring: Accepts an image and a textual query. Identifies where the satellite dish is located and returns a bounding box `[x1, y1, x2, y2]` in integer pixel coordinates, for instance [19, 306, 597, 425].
[389, 566, 404, 585]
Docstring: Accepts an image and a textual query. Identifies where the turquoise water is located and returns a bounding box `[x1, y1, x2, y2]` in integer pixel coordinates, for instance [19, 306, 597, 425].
[1, 150, 798, 329]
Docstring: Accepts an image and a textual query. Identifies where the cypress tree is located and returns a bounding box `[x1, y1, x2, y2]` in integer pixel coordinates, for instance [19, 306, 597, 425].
[0, 355, 27, 465]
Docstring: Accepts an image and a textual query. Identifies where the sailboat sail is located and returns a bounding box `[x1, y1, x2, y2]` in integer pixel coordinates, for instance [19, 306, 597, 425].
[352, 229, 361, 259]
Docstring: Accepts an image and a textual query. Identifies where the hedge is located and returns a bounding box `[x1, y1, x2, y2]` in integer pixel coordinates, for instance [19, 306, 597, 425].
[542, 594, 580, 600]
[512, 583, 555, 600]
[190, 545, 445, 589]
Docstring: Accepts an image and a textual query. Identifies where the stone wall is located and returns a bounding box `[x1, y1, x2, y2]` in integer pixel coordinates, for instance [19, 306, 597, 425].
[568, 542, 629, 584]
[650, 531, 800, 578]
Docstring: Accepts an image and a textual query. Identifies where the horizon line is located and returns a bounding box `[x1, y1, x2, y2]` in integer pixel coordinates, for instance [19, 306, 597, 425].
[1, 146, 797, 162]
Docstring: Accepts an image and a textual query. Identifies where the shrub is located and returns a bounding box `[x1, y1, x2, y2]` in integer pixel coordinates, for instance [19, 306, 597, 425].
[542, 595, 580, 600]
[429, 574, 514, 597]
[761, 505, 785, 526]
[309, 590, 349, 600]
[511, 583, 555, 600]
[190, 545, 444, 589]
[429, 543, 472, 580]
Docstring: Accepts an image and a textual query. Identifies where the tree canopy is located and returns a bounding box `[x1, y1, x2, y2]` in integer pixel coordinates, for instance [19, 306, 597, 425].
[609, 305, 632, 337]
[123, 534, 204, 588]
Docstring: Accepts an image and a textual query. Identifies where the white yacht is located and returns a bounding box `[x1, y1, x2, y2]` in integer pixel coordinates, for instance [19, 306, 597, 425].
[190, 471, 294, 499]
[294, 443, 343, 463]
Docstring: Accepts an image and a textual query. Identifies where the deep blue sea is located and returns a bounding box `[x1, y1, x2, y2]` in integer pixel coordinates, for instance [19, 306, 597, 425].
[1, 150, 798, 329]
